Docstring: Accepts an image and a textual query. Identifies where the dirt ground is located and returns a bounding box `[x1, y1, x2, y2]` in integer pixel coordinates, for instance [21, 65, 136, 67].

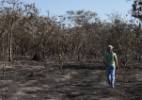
[0, 61, 142, 100]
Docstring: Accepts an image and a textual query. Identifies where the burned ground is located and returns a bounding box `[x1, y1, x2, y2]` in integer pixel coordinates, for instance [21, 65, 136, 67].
[0, 61, 141, 100]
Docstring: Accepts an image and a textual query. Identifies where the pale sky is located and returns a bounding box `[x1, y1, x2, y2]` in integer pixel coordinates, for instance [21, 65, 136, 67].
[30, 0, 134, 20]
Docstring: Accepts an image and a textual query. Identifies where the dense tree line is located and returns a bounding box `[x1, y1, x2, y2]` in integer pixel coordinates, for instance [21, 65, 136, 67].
[0, 0, 141, 63]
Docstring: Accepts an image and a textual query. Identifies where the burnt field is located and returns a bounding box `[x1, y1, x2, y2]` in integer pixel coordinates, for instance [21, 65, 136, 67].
[0, 61, 142, 100]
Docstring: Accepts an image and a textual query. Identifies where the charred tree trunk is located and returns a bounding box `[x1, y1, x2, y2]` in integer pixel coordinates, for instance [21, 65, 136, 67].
[8, 31, 13, 61]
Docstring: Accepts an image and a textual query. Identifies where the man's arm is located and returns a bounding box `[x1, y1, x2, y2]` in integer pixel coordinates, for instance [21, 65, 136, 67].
[114, 54, 119, 68]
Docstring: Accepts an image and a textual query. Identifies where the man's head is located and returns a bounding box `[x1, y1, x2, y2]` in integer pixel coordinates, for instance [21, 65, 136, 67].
[107, 45, 114, 53]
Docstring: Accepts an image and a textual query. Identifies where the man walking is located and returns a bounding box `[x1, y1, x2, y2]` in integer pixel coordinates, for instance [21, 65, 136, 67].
[104, 45, 118, 88]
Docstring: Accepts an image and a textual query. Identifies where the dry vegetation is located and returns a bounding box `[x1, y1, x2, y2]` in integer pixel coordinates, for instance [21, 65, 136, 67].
[0, 0, 142, 100]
